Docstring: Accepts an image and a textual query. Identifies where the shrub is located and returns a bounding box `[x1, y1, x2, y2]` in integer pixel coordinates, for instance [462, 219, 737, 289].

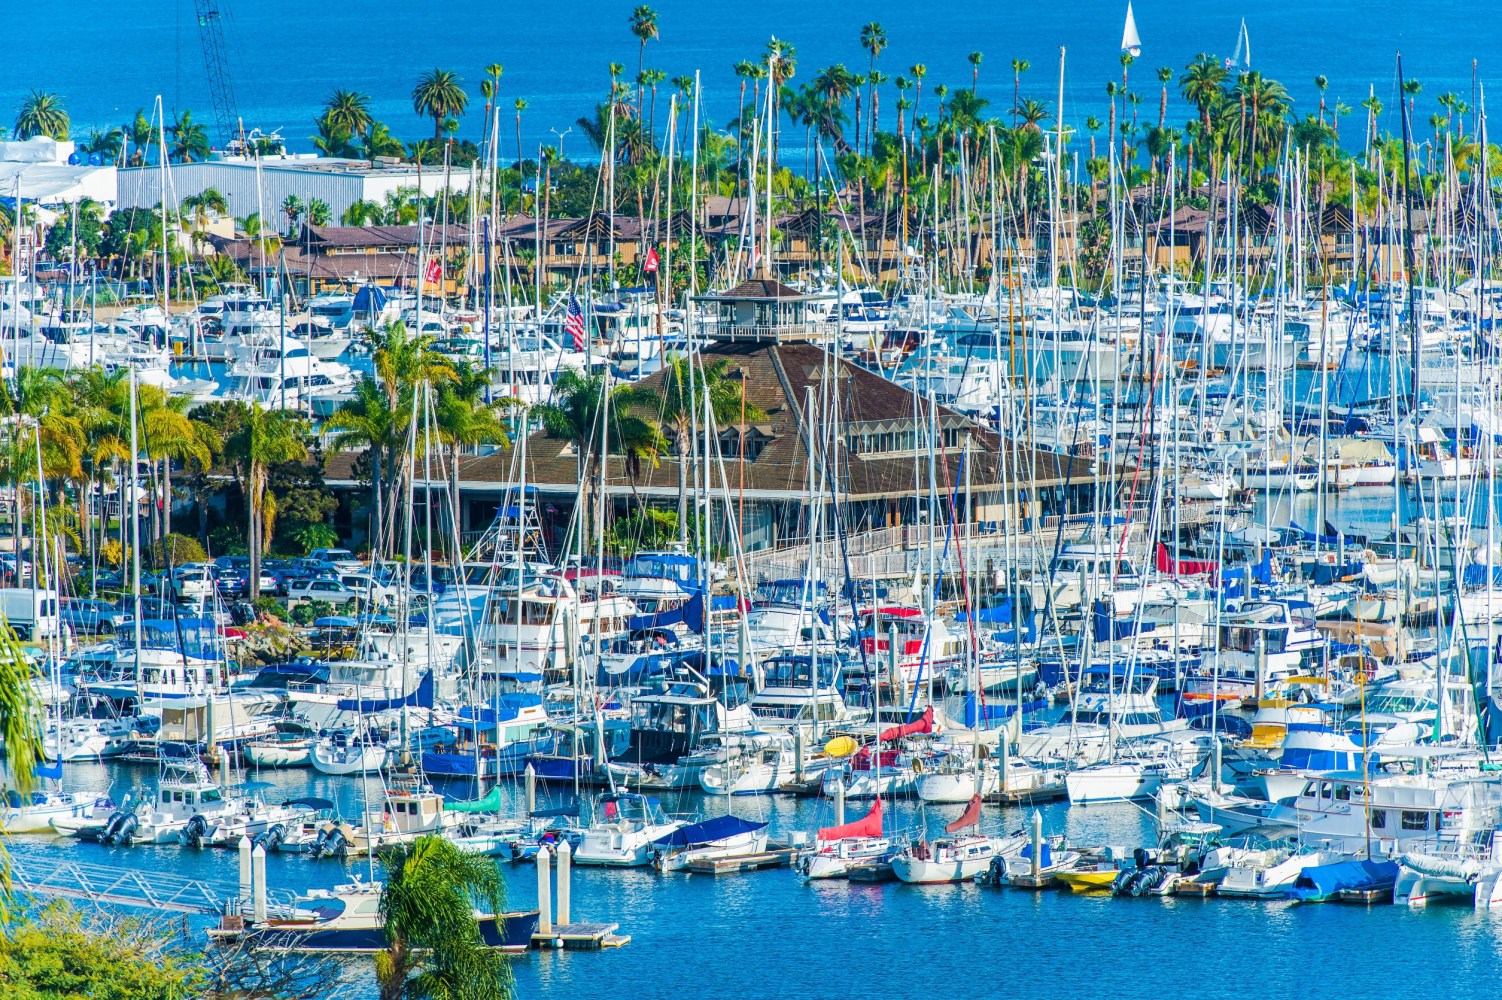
[153, 532, 208, 566]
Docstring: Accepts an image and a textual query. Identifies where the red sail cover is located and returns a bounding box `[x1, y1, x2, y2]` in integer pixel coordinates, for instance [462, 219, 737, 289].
[818, 797, 882, 841]
[1155, 542, 1217, 577]
[945, 794, 983, 834]
[879, 706, 934, 743]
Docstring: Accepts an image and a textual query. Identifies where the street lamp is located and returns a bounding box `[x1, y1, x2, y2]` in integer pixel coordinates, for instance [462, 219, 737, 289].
[549, 127, 572, 161]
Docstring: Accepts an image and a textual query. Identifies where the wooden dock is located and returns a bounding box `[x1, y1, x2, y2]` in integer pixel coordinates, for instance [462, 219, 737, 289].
[1173, 880, 1217, 897]
[685, 848, 797, 875]
[1006, 872, 1058, 890]
[985, 782, 1068, 805]
[531, 922, 630, 950]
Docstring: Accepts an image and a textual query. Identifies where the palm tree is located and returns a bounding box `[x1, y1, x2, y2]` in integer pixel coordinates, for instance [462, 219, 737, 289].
[1403, 78, 1422, 119]
[375, 836, 512, 1000]
[342, 199, 381, 226]
[281, 195, 306, 236]
[641, 68, 668, 140]
[434, 366, 514, 531]
[412, 69, 469, 141]
[629, 5, 660, 116]
[323, 89, 373, 140]
[125, 109, 154, 166]
[1314, 75, 1329, 127]
[535, 368, 664, 532]
[859, 22, 887, 150]
[910, 64, 928, 121]
[1156, 66, 1173, 129]
[360, 121, 405, 164]
[14, 90, 69, 140]
[968, 52, 983, 95]
[324, 377, 398, 554]
[139, 388, 214, 544]
[1085, 115, 1102, 162]
[306, 198, 332, 226]
[168, 110, 210, 163]
[651, 355, 763, 543]
[1010, 59, 1029, 127]
[479, 63, 504, 143]
[180, 187, 227, 233]
[225, 405, 307, 600]
[80, 127, 124, 163]
[1179, 53, 1227, 136]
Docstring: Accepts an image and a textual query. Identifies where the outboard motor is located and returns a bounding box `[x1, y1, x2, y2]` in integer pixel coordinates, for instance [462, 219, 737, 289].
[99, 811, 126, 844]
[256, 824, 286, 852]
[323, 827, 347, 857]
[181, 814, 209, 848]
[105, 812, 138, 847]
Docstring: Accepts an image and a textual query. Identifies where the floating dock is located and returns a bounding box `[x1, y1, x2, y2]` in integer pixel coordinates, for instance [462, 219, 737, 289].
[531, 923, 630, 950]
[685, 848, 797, 875]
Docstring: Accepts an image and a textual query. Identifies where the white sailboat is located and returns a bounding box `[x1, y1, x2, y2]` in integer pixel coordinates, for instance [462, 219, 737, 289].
[1120, 2, 1142, 57]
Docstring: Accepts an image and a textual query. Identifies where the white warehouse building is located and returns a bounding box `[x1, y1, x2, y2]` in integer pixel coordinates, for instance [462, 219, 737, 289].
[116, 154, 472, 222]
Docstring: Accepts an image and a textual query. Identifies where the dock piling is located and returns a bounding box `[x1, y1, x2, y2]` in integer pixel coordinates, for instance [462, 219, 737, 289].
[536, 846, 553, 936]
[524, 763, 536, 817]
[237, 836, 251, 914]
[834, 775, 845, 828]
[1030, 811, 1042, 879]
[250, 845, 266, 923]
[556, 840, 571, 925]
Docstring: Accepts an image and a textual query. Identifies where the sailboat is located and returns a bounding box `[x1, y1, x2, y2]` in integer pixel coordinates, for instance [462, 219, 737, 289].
[891, 795, 1027, 884]
[1227, 18, 1251, 72]
[795, 797, 896, 880]
[1120, 2, 1142, 57]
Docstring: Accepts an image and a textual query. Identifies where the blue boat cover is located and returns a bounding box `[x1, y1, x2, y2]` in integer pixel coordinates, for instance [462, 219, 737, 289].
[456, 694, 545, 731]
[652, 814, 767, 848]
[1285, 859, 1399, 901]
[336, 670, 434, 712]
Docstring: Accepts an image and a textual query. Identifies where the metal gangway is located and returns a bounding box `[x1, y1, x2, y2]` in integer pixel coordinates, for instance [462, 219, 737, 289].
[7, 851, 293, 916]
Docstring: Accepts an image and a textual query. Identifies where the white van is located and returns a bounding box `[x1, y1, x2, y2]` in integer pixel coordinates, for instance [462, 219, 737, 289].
[0, 588, 65, 642]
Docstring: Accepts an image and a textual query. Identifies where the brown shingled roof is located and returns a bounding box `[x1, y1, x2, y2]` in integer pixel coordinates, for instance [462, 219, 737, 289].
[702, 277, 810, 301]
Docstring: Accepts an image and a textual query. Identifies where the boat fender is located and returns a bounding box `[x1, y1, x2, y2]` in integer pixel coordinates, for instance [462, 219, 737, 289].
[911, 759, 923, 774]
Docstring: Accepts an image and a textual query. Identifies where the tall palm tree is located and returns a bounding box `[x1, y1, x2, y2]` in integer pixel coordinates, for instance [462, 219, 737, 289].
[376, 836, 512, 1000]
[859, 23, 887, 151]
[139, 388, 214, 545]
[641, 68, 668, 141]
[125, 109, 155, 166]
[1156, 66, 1173, 129]
[323, 89, 373, 140]
[1179, 53, 1228, 140]
[1011, 59, 1029, 128]
[169, 110, 210, 162]
[325, 377, 398, 555]
[910, 64, 928, 121]
[225, 405, 307, 599]
[14, 90, 69, 140]
[80, 127, 124, 163]
[968, 52, 983, 95]
[651, 355, 763, 543]
[629, 6, 660, 116]
[412, 69, 469, 141]
[434, 365, 514, 533]
[479, 63, 504, 144]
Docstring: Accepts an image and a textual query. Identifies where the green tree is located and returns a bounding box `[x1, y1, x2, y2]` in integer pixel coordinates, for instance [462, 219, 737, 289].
[412, 69, 469, 141]
[651, 354, 763, 544]
[225, 405, 307, 598]
[168, 110, 210, 162]
[628, 5, 660, 115]
[323, 88, 373, 140]
[376, 836, 513, 1000]
[14, 90, 69, 140]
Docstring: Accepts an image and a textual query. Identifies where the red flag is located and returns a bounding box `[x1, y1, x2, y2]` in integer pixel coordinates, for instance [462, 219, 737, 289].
[423, 258, 442, 285]
[945, 794, 983, 834]
[643, 246, 659, 274]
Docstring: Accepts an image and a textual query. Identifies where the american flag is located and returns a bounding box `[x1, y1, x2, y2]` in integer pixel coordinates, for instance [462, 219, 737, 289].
[564, 294, 586, 352]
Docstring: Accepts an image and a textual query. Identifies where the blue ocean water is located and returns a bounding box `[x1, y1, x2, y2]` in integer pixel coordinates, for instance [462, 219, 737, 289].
[7, 1, 1496, 162]
[15, 757, 1502, 1000]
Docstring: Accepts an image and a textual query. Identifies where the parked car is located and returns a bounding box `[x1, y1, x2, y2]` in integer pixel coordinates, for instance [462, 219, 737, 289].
[216, 556, 277, 594]
[308, 548, 364, 573]
[339, 572, 397, 606]
[215, 567, 248, 597]
[285, 577, 359, 606]
[169, 567, 216, 602]
[61, 598, 129, 636]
